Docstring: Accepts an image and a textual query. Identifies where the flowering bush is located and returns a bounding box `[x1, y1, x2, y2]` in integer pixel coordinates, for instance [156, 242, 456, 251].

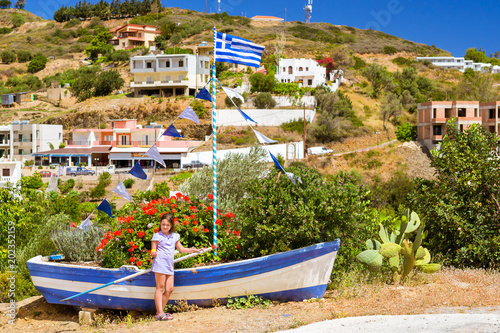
[99, 193, 242, 269]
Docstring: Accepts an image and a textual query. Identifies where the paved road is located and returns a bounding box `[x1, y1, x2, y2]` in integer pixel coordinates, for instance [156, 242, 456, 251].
[278, 313, 500, 333]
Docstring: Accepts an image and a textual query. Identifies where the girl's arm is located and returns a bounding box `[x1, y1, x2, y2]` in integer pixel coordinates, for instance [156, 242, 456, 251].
[175, 241, 203, 254]
[151, 241, 159, 258]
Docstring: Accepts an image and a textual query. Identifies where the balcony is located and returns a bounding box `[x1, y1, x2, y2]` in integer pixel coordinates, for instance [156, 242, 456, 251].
[130, 80, 189, 88]
[13, 139, 32, 143]
[0, 139, 9, 146]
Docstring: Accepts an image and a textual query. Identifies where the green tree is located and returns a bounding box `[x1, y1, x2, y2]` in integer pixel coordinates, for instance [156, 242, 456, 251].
[0, 0, 11, 9]
[361, 63, 393, 98]
[380, 91, 415, 130]
[455, 69, 498, 102]
[464, 47, 489, 63]
[395, 122, 417, 142]
[11, 13, 25, 28]
[1, 50, 16, 64]
[14, 0, 25, 9]
[249, 72, 276, 93]
[94, 70, 124, 97]
[252, 92, 276, 109]
[27, 53, 48, 73]
[179, 146, 268, 213]
[17, 50, 32, 63]
[409, 120, 500, 268]
[84, 31, 113, 62]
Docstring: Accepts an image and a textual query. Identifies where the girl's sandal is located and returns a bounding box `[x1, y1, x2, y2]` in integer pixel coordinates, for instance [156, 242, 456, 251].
[165, 313, 174, 320]
[155, 313, 171, 321]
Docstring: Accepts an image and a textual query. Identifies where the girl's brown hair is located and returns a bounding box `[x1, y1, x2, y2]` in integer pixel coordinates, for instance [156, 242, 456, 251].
[159, 213, 175, 233]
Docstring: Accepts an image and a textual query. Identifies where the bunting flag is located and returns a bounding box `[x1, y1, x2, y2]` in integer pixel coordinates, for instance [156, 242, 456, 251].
[145, 144, 166, 167]
[215, 32, 265, 67]
[163, 123, 183, 138]
[178, 106, 200, 124]
[195, 87, 212, 102]
[129, 162, 147, 180]
[222, 86, 244, 103]
[253, 128, 278, 144]
[112, 181, 132, 201]
[78, 216, 92, 231]
[285, 172, 302, 185]
[269, 151, 286, 173]
[237, 107, 257, 124]
[97, 199, 114, 218]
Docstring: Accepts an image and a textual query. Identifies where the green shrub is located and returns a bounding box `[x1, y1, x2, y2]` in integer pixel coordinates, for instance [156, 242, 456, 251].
[169, 172, 192, 186]
[383, 46, 398, 55]
[0, 27, 12, 34]
[395, 122, 417, 142]
[17, 50, 33, 63]
[108, 50, 130, 62]
[392, 57, 415, 67]
[253, 92, 276, 109]
[78, 34, 93, 43]
[1, 50, 16, 64]
[51, 225, 104, 262]
[249, 73, 276, 93]
[280, 118, 308, 133]
[11, 13, 25, 28]
[123, 178, 135, 188]
[27, 54, 48, 73]
[352, 56, 366, 70]
[57, 178, 75, 194]
[225, 96, 243, 108]
[63, 18, 81, 28]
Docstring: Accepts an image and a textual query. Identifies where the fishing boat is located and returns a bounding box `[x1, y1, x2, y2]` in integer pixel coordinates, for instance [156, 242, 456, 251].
[27, 239, 339, 311]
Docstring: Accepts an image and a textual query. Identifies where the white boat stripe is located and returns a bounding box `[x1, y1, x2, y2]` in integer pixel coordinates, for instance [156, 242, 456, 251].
[32, 252, 337, 301]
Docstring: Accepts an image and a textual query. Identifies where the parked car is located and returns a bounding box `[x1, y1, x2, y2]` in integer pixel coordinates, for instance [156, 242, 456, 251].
[66, 167, 95, 176]
[307, 146, 334, 155]
[37, 170, 54, 178]
[103, 165, 129, 175]
[183, 160, 209, 169]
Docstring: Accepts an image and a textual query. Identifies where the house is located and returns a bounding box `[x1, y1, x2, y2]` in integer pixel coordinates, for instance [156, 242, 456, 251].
[130, 53, 211, 97]
[0, 159, 22, 188]
[417, 101, 500, 151]
[0, 121, 63, 162]
[275, 58, 331, 88]
[108, 24, 161, 50]
[415, 56, 500, 73]
[35, 119, 202, 168]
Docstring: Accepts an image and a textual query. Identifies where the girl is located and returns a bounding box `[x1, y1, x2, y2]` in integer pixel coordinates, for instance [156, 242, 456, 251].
[150, 213, 204, 321]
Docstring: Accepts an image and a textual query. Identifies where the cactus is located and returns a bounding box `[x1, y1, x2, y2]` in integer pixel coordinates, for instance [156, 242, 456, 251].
[356, 210, 441, 283]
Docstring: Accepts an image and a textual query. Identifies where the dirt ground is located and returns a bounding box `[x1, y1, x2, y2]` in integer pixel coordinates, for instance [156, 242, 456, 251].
[0, 268, 499, 333]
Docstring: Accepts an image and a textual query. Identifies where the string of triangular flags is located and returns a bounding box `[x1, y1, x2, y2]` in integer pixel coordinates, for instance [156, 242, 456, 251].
[79, 74, 303, 230]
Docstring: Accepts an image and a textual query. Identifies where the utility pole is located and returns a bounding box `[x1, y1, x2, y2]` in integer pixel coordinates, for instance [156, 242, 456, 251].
[285, 8, 287, 23]
[303, 104, 307, 157]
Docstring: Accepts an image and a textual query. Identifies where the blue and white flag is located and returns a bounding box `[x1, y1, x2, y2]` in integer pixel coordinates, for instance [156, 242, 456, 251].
[178, 106, 200, 124]
[253, 128, 277, 144]
[145, 144, 166, 167]
[222, 86, 244, 103]
[195, 87, 212, 102]
[78, 216, 92, 231]
[215, 32, 265, 68]
[129, 162, 147, 180]
[97, 199, 114, 218]
[238, 107, 257, 124]
[112, 181, 132, 201]
[269, 151, 286, 173]
[285, 172, 302, 185]
[163, 124, 183, 138]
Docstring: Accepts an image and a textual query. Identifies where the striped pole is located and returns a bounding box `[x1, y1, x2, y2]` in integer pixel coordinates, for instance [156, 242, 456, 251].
[212, 26, 217, 257]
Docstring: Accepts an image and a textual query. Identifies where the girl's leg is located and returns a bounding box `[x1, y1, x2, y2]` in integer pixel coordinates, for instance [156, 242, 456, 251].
[154, 273, 167, 315]
[161, 275, 174, 311]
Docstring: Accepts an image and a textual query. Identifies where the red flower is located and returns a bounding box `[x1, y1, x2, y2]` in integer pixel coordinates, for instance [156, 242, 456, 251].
[205, 206, 213, 212]
[70, 222, 77, 228]
[193, 227, 199, 232]
[128, 248, 134, 252]
[176, 192, 183, 198]
[137, 261, 143, 267]
[129, 257, 136, 263]
[102, 239, 108, 246]
[114, 230, 122, 237]
[215, 219, 222, 226]
[154, 227, 159, 233]
[182, 220, 188, 226]
[208, 193, 214, 200]
[236, 244, 241, 249]
[127, 228, 134, 234]
[192, 221, 198, 225]
[189, 206, 198, 212]
[174, 217, 179, 222]
[233, 230, 241, 236]
[203, 228, 209, 233]
[171, 204, 177, 209]
[190, 214, 196, 220]
[133, 210, 138, 214]
[138, 231, 145, 238]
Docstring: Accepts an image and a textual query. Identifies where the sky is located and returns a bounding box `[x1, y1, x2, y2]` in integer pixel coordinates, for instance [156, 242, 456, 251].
[25, 0, 500, 57]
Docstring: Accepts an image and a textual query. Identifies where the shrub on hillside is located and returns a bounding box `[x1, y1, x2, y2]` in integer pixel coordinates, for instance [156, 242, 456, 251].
[108, 50, 130, 62]
[383, 46, 398, 55]
[253, 92, 276, 109]
[17, 50, 33, 63]
[123, 178, 135, 189]
[395, 122, 417, 142]
[224, 96, 243, 108]
[249, 73, 276, 93]
[1, 50, 16, 64]
[11, 13, 25, 28]
[63, 18, 81, 28]
[27, 54, 48, 73]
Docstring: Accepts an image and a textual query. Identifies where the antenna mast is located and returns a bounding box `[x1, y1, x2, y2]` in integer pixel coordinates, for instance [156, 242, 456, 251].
[304, 0, 312, 23]
[218, 0, 221, 13]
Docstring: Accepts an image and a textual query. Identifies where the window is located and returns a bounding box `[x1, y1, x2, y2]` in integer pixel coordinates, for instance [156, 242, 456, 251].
[282, 67, 285, 72]
[489, 126, 495, 133]
[166, 61, 170, 67]
[18, 149, 23, 155]
[489, 109, 495, 119]
[433, 108, 436, 118]
[306, 67, 309, 71]
[36, 130, 40, 139]
[179, 60, 184, 67]
[122, 42, 125, 47]
[146, 62, 152, 68]
[298, 67, 303, 71]
[288, 66, 293, 74]
[458, 108, 466, 117]
[2, 169, 10, 177]
[308, 79, 312, 85]
[59, 133, 61, 140]
[433, 126, 442, 136]
[18, 134, 22, 142]
[445, 108, 452, 118]
[460, 124, 464, 132]
[138, 33, 142, 37]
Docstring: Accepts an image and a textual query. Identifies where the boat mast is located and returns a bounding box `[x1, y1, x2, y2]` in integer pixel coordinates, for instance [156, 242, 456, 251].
[212, 26, 218, 257]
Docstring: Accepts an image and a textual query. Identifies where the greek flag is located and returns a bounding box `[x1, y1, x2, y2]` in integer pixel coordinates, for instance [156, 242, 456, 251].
[215, 32, 265, 68]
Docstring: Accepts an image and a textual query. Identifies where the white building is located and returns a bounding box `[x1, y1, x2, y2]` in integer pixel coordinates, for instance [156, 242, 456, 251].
[0, 121, 63, 162]
[130, 53, 211, 97]
[416, 56, 500, 73]
[275, 58, 330, 88]
[0, 159, 22, 188]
